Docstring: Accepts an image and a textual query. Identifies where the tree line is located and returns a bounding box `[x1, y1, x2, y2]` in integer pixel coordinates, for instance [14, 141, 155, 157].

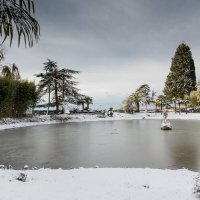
[123, 43, 199, 113]
[0, 64, 38, 117]
[0, 46, 93, 117]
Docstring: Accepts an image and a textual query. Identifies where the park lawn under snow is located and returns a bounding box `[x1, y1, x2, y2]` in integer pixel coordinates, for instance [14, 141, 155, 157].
[1, 112, 200, 130]
[0, 168, 198, 200]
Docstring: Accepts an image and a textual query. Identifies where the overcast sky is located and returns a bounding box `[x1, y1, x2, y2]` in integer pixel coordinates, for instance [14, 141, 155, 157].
[2, 0, 200, 109]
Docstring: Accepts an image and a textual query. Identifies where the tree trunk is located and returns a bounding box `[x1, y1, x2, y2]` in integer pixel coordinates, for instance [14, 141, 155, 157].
[185, 103, 187, 114]
[62, 76, 65, 101]
[136, 102, 140, 112]
[54, 70, 59, 114]
[47, 86, 50, 115]
[62, 76, 65, 114]
[161, 103, 163, 114]
[174, 101, 176, 113]
[82, 103, 84, 110]
[145, 103, 147, 113]
[178, 103, 181, 115]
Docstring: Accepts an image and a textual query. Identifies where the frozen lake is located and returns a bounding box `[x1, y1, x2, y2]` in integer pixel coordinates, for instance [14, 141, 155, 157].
[0, 120, 200, 170]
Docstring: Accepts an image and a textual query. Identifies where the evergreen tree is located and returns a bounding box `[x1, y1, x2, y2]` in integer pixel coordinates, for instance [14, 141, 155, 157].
[36, 59, 57, 114]
[164, 43, 196, 101]
[58, 68, 79, 113]
[36, 59, 83, 114]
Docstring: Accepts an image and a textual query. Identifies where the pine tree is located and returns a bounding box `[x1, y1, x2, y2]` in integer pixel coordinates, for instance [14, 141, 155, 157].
[36, 59, 83, 114]
[36, 59, 58, 114]
[164, 43, 196, 101]
[58, 68, 80, 113]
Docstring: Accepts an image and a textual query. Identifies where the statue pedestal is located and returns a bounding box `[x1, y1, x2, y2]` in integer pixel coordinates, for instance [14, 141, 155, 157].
[161, 121, 172, 130]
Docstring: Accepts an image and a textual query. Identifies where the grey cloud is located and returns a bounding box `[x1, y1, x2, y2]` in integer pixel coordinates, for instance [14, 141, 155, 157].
[35, 0, 200, 63]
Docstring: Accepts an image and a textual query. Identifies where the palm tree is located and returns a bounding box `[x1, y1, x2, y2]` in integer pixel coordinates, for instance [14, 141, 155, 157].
[76, 95, 86, 111]
[11, 64, 20, 79]
[0, 0, 40, 47]
[196, 81, 200, 103]
[154, 98, 161, 112]
[2, 64, 21, 79]
[84, 96, 93, 110]
[131, 92, 141, 112]
[176, 98, 183, 115]
[122, 96, 134, 113]
[183, 95, 189, 114]
[187, 91, 200, 110]
[2, 66, 12, 79]
[157, 95, 166, 114]
[136, 84, 150, 112]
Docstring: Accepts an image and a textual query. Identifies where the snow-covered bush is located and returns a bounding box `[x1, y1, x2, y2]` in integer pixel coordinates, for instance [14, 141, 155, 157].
[16, 172, 27, 182]
[194, 174, 200, 197]
[50, 115, 71, 121]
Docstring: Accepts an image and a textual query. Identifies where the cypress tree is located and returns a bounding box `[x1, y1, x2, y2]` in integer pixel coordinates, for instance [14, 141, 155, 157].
[164, 43, 196, 100]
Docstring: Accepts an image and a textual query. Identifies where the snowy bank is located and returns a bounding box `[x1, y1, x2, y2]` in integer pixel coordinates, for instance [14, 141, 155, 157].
[0, 168, 198, 200]
[1, 112, 200, 130]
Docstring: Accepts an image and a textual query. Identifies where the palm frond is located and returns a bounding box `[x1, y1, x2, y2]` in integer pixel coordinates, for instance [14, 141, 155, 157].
[0, 0, 40, 47]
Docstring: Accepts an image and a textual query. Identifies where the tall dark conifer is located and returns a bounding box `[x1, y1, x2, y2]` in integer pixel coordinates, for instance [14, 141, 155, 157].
[36, 59, 58, 114]
[36, 59, 84, 114]
[164, 43, 196, 101]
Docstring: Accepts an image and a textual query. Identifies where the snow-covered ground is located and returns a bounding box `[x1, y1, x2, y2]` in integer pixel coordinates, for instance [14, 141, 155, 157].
[1, 112, 200, 130]
[68, 112, 200, 121]
[0, 168, 198, 200]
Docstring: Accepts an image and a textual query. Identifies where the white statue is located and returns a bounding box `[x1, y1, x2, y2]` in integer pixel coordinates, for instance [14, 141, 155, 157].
[163, 108, 168, 124]
[161, 108, 172, 130]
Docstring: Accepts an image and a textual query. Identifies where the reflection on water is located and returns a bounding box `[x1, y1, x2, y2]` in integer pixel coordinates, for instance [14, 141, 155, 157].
[0, 120, 200, 171]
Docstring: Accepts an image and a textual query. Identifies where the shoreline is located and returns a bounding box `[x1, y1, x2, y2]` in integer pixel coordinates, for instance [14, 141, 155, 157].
[1, 112, 200, 131]
[1, 114, 200, 199]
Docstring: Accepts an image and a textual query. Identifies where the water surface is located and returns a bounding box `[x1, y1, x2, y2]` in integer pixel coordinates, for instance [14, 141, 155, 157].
[0, 120, 200, 171]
